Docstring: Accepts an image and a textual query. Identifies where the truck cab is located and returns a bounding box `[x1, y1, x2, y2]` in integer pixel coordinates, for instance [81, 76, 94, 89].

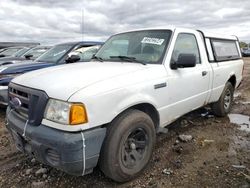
[6, 27, 244, 182]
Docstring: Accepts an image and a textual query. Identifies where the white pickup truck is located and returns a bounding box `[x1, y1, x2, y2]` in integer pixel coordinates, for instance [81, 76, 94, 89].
[6, 27, 244, 182]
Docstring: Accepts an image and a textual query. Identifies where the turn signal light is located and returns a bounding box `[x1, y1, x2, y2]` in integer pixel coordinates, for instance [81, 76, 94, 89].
[69, 104, 88, 125]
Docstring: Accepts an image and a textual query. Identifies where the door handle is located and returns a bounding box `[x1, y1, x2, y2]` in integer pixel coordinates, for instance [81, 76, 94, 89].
[202, 71, 208, 76]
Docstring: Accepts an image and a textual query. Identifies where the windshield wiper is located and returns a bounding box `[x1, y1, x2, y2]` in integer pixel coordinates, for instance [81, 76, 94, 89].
[109, 56, 146, 65]
[91, 55, 103, 62]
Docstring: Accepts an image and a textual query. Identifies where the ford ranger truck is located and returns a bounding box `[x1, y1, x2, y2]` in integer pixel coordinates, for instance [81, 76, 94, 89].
[6, 27, 244, 182]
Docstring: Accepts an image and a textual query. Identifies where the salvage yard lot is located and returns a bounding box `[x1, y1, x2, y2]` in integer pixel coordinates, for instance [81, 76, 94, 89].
[0, 58, 249, 188]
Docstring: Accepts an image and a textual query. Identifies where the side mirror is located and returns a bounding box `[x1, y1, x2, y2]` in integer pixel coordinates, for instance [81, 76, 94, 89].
[170, 53, 196, 69]
[0, 55, 5, 58]
[65, 55, 81, 63]
[24, 54, 33, 59]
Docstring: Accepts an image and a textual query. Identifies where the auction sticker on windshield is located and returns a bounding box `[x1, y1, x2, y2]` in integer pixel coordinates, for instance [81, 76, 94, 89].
[141, 37, 165, 45]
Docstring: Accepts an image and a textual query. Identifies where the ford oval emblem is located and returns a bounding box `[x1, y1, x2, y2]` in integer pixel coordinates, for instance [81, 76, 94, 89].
[11, 97, 22, 109]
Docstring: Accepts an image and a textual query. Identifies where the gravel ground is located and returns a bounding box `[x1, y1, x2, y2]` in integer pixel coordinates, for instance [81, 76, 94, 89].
[0, 58, 249, 188]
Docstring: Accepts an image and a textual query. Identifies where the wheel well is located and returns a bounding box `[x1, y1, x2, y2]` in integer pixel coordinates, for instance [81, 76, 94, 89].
[104, 103, 160, 130]
[129, 103, 160, 129]
[228, 75, 236, 88]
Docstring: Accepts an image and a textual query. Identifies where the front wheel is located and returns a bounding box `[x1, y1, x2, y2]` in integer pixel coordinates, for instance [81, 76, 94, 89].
[211, 82, 234, 117]
[99, 109, 156, 182]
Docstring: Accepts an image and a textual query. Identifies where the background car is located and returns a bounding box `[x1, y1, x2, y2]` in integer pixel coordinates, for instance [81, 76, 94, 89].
[0, 41, 103, 105]
[0, 46, 51, 65]
[242, 48, 250, 57]
[0, 48, 6, 53]
[0, 46, 34, 58]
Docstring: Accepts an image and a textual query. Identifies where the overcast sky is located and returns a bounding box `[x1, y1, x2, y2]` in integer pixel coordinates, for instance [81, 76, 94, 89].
[0, 0, 249, 45]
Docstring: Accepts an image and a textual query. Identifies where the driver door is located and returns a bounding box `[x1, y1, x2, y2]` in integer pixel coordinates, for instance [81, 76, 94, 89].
[162, 31, 211, 124]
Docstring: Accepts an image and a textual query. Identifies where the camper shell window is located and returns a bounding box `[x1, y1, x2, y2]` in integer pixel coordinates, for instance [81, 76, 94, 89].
[210, 39, 240, 62]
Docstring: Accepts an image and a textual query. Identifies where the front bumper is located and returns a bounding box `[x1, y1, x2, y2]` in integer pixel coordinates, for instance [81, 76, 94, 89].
[0, 86, 8, 105]
[6, 107, 106, 176]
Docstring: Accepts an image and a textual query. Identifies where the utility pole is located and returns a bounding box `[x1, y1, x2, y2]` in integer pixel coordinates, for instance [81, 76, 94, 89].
[81, 9, 84, 41]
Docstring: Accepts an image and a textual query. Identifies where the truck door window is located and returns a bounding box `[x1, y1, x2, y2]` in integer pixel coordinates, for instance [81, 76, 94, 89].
[171, 33, 201, 64]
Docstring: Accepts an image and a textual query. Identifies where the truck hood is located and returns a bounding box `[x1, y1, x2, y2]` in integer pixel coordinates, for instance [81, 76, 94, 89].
[12, 61, 149, 100]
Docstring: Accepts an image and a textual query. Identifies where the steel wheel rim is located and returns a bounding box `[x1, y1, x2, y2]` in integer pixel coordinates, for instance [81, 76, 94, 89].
[224, 89, 231, 110]
[121, 127, 148, 169]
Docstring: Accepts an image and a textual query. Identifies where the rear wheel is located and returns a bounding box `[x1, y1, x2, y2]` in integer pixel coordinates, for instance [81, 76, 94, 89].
[100, 109, 156, 182]
[211, 82, 234, 117]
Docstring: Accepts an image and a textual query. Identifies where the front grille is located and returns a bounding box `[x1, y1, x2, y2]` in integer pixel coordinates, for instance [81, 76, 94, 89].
[9, 87, 30, 118]
[8, 83, 49, 126]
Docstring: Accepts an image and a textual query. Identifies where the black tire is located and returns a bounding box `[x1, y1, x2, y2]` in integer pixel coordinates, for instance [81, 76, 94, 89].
[99, 109, 156, 182]
[211, 82, 234, 117]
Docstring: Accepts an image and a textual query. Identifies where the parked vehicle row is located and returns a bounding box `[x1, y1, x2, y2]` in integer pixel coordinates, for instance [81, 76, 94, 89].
[5, 27, 244, 182]
[0, 46, 51, 66]
[0, 42, 103, 105]
[0, 46, 32, 58]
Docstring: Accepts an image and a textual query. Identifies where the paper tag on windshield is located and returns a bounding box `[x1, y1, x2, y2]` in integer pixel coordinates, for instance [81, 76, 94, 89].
[141, 37, 165, 45]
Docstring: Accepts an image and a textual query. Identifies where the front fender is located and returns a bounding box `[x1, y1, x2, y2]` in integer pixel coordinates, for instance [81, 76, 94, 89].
[113, 93, 158, 119]
[69, 87, 160, 130]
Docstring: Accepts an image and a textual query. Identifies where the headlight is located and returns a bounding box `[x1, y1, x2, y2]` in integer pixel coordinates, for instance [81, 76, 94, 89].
[44, 99, 88, 125]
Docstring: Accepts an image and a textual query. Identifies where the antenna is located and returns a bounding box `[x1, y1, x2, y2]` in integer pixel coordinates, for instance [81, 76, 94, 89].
[81, 9, 84, 41]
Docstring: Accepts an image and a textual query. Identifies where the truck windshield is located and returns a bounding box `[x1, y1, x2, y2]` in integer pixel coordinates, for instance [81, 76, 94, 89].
[95, 30, 172, 64]
[36, 44, 72, 63]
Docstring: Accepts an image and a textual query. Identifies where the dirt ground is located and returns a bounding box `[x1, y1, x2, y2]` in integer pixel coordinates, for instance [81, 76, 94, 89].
[0, 58, 249, 188]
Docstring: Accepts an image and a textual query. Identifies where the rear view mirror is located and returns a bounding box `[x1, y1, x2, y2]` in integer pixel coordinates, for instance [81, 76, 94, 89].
[24, 54, 33, 59]
[65, 55, 81, 63]
[170, 53, 196, 69]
